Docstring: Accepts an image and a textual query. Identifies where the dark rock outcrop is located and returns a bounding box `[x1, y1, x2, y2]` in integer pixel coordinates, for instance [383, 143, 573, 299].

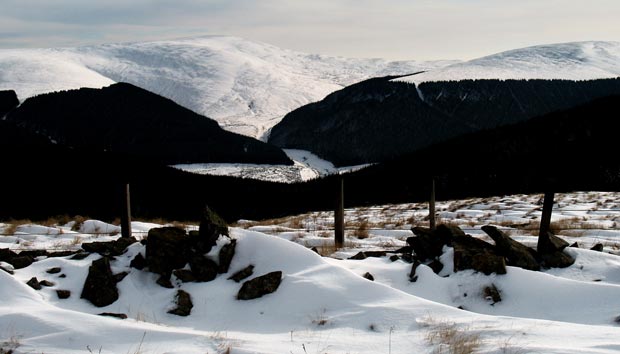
[168, 290, 193, 316]
[81, 258, 119, 307]
[538, 232, 569, 254]
[218, 239, 236, 274]
[407, 227, 445, 261]
[46, 267, 62, 274]
[130, 253, 146, 270]
[591, 243, 604, 252]
[56, 290, 71, 299]
[9, 255, 34, 269]
[482, 225, 540, 271]
[189, 256, 218, 282]
[194, 206, 229, 254]
[82, 237, 137, 256]
[237, 271, 283, 300]
[0, 248, 17, 262]
[173, 269, 197, 283]
[26, 277, 42, 290]
[452, 234, 506, 275]
[146, 227, 190, 275]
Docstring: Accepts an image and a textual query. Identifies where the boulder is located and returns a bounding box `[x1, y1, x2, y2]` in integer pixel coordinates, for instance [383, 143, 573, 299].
[173, 269, 197, 283]
[591, 243, 604, 252]
[46, 267, 62, 274]
[537, 231, 569, 254]
[409, 261, 422, 282]
[39, 280, 55, 287]
[168, 290, 193, 316]
[26, 277, 42, 290]
[228, 265, 254, 283]
[0, 248, 17, 262]
[237, 271, 283, 300]
[407, 227, 444, 261]
[145, 227, 190, 275]
[130, 253, 146, 270]
[363, 272, 374, 281]
[80, 257, 119, 307]
[56, 290, 71, 299]
[435, 224, 466, 245]
[452, 235, 506, 275]
[19, 250, 48, 258]
[82, 237, 138, 257]
[483, 284, 502, 304]
[428, 259, 444, 274]
[540, 251, 575, 269]
[8, 255, 34, 269]
[481, 225, 540, 271]
[156, 275, 174, 289]
[218, 239, 236, 274]
[193, 206, 229, 254]
[189, 256, 218, 282]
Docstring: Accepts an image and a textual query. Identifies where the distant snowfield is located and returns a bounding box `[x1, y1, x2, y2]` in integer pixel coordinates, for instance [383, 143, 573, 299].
[173, 149, 370, 182]
[0, 36, 454, 139]
[2, 192, 620, 353]
[399, 41, 620, 84]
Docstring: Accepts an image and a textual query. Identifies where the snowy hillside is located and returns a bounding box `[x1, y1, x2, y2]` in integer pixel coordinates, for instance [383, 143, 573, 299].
[0, 36, 454, 139]
[400, 41, 620, 84]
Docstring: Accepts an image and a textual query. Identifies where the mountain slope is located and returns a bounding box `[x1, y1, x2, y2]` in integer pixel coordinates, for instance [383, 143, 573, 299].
[0, 36, 454, 139]
[5, 83, 292, 165]
[399, 41, 620, 84]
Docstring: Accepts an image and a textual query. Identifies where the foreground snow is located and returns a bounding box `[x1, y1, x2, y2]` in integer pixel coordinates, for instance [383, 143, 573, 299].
[1, 191, 620, 353]
[399, 41, 620, 84]
[0, 36, 453, 139]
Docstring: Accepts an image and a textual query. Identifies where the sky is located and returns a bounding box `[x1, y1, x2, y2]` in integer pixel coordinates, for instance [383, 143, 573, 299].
[1, 0, 619, 60]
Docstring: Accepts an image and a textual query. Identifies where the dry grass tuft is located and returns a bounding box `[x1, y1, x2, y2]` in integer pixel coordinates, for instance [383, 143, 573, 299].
[423, 317, 481, 354]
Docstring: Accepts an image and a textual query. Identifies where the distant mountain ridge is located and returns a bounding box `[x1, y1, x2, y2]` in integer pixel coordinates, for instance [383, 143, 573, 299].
[0, 36, 453, 139]
[5, 83, 292, 165]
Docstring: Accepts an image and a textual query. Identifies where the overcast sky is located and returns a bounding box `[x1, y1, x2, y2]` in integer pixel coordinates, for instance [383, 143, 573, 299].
[1, 0, 619, 60]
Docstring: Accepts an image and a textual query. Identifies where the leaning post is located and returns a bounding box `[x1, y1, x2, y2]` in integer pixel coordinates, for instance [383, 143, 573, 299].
[334, 176, 344, 249]
[429, 177, 436, 230]
[537, 191, 555, 247]
[120, 183, 132, 238]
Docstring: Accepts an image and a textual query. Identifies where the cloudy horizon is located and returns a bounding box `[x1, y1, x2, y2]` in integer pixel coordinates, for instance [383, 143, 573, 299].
[1, 0, 619, 60]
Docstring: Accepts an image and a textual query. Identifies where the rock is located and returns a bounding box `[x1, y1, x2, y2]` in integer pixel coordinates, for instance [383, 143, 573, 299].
[363, 251, 388, 258]
[98, 312, 128, 319]
[570, 242, 580, 248]
[8, 255, 34, 269]
[409, 261, 422, 282]
[18, 250, 48, 258]
[591, 243, 604, 252]
[130, 253, 146, 270]
[481, 225, 540, 271]
[483, 284, 502, 304]
[363, 272, 374, 281]
[80, 257, 119, 307]
[168, 290, 193, 316]
[26, 277, 42, 290]
[428, 259, 444, 274]
[46, 267, 62, 274]
[348, 252, 367, 260]
[218, 239, 236, 274]
[56, 290, 71, 299]
[0, 262, 14, 275]
[453, 235, 506, 275]
[537, 231, 569, 254]
[0, 248, 17, 262]
[407, 227, 444, 261]
[156, 275, 174, 289]
[435, 224, 466, 245]
[48, 250, 78, 258]
[189, 256, 218, 282]
[389, 255, 400, 262]
[194, 206, 229, 254]
[237, 271, 283, 300]
[70, 251, 90, 260]
[310, 247, 320, 254]
[540, 251, 575, 268]
[228, 265, 255, 283]
[82, 237, 137, 256]
[173, 269, 196, 282]
[146, 227, 191, 275]
[39, 280, 55, 287]
[113, 271, 129, 283]
[59, 274, 67, 278]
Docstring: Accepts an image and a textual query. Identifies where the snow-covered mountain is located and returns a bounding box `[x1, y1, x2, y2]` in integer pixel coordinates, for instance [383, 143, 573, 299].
[0, 36, 454, 139]
[399, 41, 620, 84]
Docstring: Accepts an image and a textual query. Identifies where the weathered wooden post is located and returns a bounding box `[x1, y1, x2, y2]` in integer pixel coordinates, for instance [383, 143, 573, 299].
[120, 183, 132, 238]
[537, 191, 555, 247]
[429, 177, 436, 230]
[334, 176, 344, 249]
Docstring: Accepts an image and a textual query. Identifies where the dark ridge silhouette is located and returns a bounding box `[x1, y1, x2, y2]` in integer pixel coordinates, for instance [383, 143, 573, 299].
[269, 78, 620, 166]
[6, 83, 292, 165]
[0, 90, 19, 117]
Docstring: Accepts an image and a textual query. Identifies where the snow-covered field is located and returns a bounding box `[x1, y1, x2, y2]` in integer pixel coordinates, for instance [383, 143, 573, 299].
[398, 41, 620, 84]
[2, 191, 619, 353]
[0, 36, 454, 139]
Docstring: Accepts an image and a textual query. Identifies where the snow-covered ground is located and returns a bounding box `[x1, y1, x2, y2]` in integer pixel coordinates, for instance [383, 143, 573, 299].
[2, 191, 619, 353]
[0, 36, 454, 139]
[173, 149, 370, 183]
[398, 41, 620, 84]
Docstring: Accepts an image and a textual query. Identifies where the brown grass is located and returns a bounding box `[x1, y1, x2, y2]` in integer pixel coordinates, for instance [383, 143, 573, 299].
[423, 318, 481, 354]
[1, 219, 32, 236]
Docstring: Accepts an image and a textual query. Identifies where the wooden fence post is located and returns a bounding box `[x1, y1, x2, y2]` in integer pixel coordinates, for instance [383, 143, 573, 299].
[537, 191, 554, 247]
[429, 177, 436, 230]
[121, 183, 132, 238]
[334, 176, 344, 249]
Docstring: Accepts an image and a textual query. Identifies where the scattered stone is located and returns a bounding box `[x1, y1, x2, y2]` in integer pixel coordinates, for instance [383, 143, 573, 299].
[237, 271, 283, 300]
[8, 255, 34, 269]
[218, 239, 236, 274]
[173, 269, 196, 283]
[189, 256, 218, 282]
[82, 237, 137, 256]
[70, 251, 90, 260]
[481, 225, 540, 271]
[26, 277, 42, 290]
[56, 290, 71, 299]
[39, 280, 55, 287]
[98, 312, 128, 319]
[363, 272, 374, 281]
[146, 227, 190, 275]
[46, 267, 62, 274]
[483, 284, 502, 304]
[428, 259, 444, 274]
[389, 255, 400, 262]
[80, 257, 119, 307]
[59, 274, 67, 278]
[156, 274, 174, 289]
[168, 290, 193, 316]
[228, 265, 255, 283]
[591, 243, 604, 252]
[113, 271, 129, 283]
[130, 253, 146, 270]
[194, 206, 229, 254]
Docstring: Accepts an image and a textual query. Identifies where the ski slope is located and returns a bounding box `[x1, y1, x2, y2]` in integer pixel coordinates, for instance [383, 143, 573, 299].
[0, 36, 454, 139]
